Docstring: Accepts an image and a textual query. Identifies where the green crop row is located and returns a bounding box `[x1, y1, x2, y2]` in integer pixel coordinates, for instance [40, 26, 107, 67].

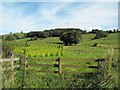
[26, 50, 64, 57]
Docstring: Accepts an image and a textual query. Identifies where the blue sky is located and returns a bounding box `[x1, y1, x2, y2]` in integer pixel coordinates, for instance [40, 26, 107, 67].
[0, 0, 118, 35]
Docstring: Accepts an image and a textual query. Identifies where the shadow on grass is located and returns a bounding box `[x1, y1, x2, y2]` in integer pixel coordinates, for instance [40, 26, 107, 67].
[47, 42, 63, 45]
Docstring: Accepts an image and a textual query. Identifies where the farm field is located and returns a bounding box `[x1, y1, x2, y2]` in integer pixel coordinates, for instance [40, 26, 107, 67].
[3, 33, 118, 59]
[2, 33, 119, 88]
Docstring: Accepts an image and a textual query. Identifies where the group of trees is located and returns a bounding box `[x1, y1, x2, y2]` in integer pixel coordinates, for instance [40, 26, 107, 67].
[26, 28, 86, 39]
[89, 29, 119, 34]
[2, 32, 25, 41]
[2, 28, 119, 46]
[105, 29, 119, 33]
[26, 31, 49, 38]
[88, 29, 119, 40]
[3, 28, 83, 46]
[26, 28, 83, 45]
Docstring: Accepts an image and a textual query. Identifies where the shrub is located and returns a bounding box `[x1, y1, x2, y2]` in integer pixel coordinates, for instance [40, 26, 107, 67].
[2, 42, 14, 58]
[92, 31, 108, 40]
[5, 35, 16, 41]
[13, 33, 25, 39]
[33, 36, 38, 40]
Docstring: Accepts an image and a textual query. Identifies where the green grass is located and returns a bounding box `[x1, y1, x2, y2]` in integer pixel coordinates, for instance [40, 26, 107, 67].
[3, 37, 63, 57]
[4, 33, 118, 59]
[2, 33, 119, 88]
[3, 33, 118, 73]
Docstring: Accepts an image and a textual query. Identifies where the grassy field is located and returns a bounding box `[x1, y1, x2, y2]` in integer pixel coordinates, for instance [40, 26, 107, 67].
[2, 33, 119, 88]
[3, 33, 118, 58]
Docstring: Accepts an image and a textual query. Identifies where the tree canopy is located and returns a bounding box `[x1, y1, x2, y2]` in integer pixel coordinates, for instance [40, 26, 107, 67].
[26, 28, 84, 38]
[60, 30, 82, 46]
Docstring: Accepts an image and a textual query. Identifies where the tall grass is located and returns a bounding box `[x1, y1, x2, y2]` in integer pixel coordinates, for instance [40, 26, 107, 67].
[98, 48, 118, 88]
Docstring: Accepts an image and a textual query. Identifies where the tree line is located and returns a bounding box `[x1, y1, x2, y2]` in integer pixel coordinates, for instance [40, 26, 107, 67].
[2, 28, 119, 46]
[26, 28, 86, 38]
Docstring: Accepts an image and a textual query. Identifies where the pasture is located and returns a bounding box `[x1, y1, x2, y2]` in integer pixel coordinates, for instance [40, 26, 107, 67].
[3, 33, 118, 58]
[1, 33, 119, 88]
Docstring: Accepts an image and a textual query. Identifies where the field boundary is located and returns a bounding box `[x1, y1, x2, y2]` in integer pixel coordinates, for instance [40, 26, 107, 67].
[1, 56, 105, 88]
[26, 58, 105, 74]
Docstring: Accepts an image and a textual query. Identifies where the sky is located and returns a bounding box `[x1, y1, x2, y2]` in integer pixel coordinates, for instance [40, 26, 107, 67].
[0, 0, 119, 35]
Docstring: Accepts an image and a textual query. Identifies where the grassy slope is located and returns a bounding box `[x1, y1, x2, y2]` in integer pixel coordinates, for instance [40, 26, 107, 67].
[63, 33, 118, 59]
[4, 33, 118, 67]
[3, 33, 119, 88]
[5, 33, 118, 72]
[37, 33, 118, 88]
[26, 33, 118, 88]
[5, 33, 118, 58]
[3, 33, 118, 72]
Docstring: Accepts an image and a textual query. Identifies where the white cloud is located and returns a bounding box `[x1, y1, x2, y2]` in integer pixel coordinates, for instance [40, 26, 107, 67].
[37, 3, 71, 22]
[65, 2, 118, 30]
[39, 2, 118, 31]
[40, 8, 57, 22]
[0, 2, 118, 35]
[1, 5, 41, 34]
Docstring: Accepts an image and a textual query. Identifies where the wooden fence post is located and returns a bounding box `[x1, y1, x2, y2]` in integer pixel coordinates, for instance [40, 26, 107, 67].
[94, 58, 105, 84]
[11, 54, 14, 86]
[0, 60, 2, 89]
[95, 59, 105, 75]
[23, 56, 28, 88]
[24, 56, 28, 77]
[19, 55, 22, 70]
[54, 58, 62, 74]
[58, 58, 62, 74]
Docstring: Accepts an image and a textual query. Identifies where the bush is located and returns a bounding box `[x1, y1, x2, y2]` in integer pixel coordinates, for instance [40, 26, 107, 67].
[13, 33, 25, 39]
[5, 35, 16, 41]
[2, 42, 14, 58]
[33, 36, 38, 40]
[92, 31, 108, 40]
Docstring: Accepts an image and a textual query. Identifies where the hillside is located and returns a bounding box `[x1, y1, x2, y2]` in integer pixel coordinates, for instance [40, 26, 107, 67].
[1, 33, 119, 88]
[3, 33, 118, 59]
